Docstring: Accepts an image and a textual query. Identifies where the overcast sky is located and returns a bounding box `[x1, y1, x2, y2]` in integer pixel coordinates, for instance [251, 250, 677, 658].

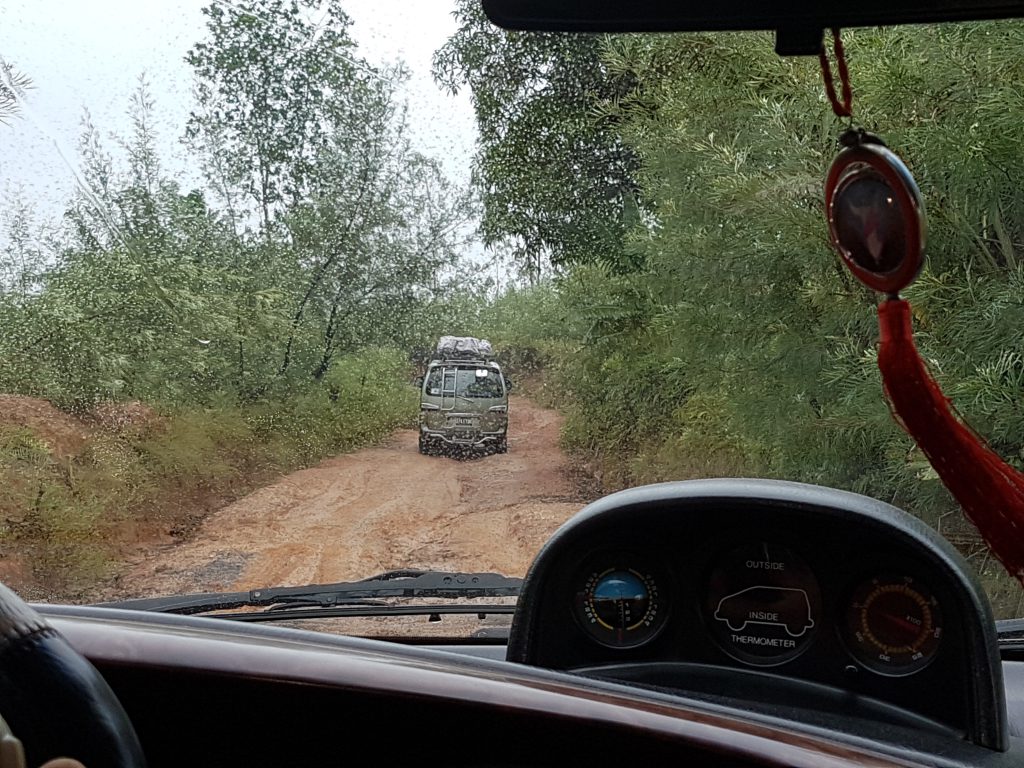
[0, 0, 479, 226]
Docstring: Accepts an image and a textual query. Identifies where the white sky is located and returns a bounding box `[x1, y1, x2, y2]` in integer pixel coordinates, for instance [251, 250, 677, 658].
[0, 0, 479, 226]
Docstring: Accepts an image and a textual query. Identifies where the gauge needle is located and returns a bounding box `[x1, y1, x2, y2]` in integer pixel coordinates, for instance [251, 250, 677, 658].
[881, 612, 922, 634]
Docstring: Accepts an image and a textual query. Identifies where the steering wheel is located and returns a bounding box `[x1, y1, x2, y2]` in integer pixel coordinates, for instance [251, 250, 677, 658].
[0, 581, 145, 768]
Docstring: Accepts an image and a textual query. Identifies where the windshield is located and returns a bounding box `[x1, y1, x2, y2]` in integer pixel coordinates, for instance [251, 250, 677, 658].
[425, 367, 503, 398]
[2, 1, 1023, 635]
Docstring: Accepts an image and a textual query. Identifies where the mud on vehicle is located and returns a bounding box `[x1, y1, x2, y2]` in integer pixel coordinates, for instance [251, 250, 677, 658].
[417, 337, 510, 455]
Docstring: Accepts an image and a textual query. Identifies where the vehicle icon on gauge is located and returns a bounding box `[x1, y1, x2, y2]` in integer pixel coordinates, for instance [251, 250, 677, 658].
[714, 586, 815, 636]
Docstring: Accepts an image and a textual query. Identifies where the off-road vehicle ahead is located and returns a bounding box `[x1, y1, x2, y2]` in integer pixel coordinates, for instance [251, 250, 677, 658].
[418, 337, 509, 454]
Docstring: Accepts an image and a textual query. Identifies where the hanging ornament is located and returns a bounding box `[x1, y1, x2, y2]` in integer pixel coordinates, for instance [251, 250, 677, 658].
[820, 29, 1024, 583]
[825, 129, 925, 295]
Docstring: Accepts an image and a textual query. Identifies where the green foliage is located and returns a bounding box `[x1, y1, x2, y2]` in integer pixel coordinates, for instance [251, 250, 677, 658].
[0, 60, 32, 125]
[585, 27, 1024, 520]
[141, 413, 242, 486]
[249, 347, 417, 461]
[434, 0, 642, 278]
[441, 23, 1024, 613]
[0, 3, 474, 409]
[0, 426, 110, 589]
[186, 0, 370, 229]
[0, 426, 50, 467]
[473, 281, 571, 376]
[0, 348, 415, 594]
[0, 2, 475, 595]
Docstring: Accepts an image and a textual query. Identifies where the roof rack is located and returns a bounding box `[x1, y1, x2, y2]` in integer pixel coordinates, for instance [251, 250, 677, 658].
[429, 358, 499, 367]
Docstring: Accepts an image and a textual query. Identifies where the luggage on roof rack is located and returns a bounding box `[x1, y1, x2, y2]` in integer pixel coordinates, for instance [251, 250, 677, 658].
[435, 336, 494, 361]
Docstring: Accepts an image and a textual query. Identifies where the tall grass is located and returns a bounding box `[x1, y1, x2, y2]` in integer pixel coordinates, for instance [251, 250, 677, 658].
[0, 347, 416, 598]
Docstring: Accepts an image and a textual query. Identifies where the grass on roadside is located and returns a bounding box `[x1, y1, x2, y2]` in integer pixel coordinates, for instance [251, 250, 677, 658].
[0, 347, 417, 600]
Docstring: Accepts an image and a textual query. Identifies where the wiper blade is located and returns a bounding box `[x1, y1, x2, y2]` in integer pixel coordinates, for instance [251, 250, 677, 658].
[996, 618, 1024, 647]
[96, 569, 522, 616]
[205, 603, 517, 623]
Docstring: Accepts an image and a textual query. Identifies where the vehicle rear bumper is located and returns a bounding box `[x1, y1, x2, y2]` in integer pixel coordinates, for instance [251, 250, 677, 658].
[420, 427, 504, 447]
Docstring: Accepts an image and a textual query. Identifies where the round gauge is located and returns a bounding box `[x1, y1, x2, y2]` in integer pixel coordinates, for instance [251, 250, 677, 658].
[705, 542, 821, 666]
[573, 561, 667, 649]
[842, 575, 943, 676]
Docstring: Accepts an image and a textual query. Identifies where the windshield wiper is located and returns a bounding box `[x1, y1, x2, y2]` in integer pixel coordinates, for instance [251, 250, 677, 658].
[96, 569, 522, 617]
[997, 619, 1024, 647]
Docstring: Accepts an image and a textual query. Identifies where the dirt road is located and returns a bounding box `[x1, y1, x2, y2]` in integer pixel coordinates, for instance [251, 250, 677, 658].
[109, 396, 589, 599]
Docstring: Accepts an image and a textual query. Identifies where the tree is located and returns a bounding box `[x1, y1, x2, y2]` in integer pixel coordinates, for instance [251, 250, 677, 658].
[186, 0, 386, 234]
[479, 24, 1024, 608]
[0, 79, 246, 406]
[0, 2, 477, 409]
[0, 60, 32, 125]
[276, 103, 475, 384]
[434, 0, 643, 279]
[184, 0, 477, 394]
[0, 190, 51, 301]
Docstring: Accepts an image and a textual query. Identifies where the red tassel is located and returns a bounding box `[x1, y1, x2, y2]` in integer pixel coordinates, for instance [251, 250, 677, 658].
[878, 298, 1024, 582]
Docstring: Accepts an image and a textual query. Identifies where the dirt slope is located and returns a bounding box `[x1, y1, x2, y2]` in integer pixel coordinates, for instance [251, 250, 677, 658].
[108, 397, 589, 599]
[0, 395, 91, 458]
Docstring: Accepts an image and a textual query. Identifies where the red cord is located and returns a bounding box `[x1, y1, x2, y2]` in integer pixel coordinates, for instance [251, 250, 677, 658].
[819, 28, 853, 118]
[879, 299, 1024, 584]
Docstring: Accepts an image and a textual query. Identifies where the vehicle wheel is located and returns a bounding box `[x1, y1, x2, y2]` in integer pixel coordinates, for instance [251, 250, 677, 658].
[418, 434, 429, 455]
[496, 436, 508, 454]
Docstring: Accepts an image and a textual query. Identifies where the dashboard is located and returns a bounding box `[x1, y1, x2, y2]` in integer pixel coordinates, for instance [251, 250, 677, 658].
[507, 478, 1006, 751]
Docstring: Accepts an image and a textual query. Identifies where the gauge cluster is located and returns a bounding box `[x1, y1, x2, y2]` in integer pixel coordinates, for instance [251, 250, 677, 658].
[508, 479, 1005, 750]
[567, 544, 944, 677]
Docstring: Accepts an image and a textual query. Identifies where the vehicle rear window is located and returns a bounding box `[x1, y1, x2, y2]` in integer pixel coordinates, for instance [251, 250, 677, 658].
[425, 367, 503, 398]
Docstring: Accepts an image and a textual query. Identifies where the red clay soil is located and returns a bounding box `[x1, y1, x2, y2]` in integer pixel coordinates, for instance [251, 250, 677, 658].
[0, 395, 91, 458]
[103, 396, 591, 600]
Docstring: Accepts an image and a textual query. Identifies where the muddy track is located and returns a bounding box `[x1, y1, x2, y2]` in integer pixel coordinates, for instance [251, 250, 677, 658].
[108, 397, 590, 599]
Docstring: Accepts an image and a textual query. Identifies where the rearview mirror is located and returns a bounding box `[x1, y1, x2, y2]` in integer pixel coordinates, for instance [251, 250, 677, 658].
[482, 1, 1024, 36]
[413, 376, 424, 388]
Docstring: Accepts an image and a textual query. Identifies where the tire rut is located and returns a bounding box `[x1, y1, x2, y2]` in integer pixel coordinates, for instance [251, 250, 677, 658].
[108, 396, 587, 599]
